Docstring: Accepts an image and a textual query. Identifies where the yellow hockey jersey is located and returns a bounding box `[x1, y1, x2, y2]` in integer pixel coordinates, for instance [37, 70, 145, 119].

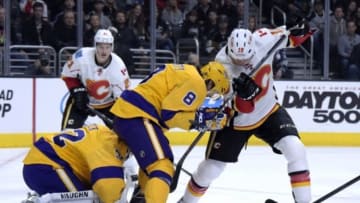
[23, 124, 129, 203]
[110, 64, 207, 130]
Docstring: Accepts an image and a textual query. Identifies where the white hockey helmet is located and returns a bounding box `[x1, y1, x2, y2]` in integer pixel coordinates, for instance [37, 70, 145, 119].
[94, 29, 114, 49]
[227, 28, 255, 63]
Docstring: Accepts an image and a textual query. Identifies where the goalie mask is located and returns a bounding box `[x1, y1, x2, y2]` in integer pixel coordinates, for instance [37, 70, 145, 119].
[227, 28, 255, 65]
[200, 61, 230, 95]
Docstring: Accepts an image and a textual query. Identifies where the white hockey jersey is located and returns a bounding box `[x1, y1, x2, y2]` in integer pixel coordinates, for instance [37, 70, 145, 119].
[61, 47, 130, 108]
[216, 26, 289, 130]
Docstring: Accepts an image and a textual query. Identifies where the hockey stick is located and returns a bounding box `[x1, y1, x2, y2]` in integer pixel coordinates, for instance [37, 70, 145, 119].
[248, 21, 307, 76]
[170, 129, 207, 192]
[86, 105, 114, 127]
[312, 174, 360, 203]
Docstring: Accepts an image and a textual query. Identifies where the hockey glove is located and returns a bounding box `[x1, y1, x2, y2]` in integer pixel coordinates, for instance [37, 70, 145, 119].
[232, 72, 261, 101]
[289, 21, 310, 36]
[288, 21, 316, 47]
[71, 86, 89, 113]
[193, 108, 227, 132]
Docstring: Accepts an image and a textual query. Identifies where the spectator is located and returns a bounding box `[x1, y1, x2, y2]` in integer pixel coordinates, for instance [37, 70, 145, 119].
[127, 3, 147, 46]
[354, 6, 360, 34]
[248, 15, 258, 32]
[181, 9, 200, 39]
[0, 2, 23, 45]
[309, 0, 325, 68]
[193, 0, 216, 28]
[25, 49, 54, 76]
[204, 15, 230, 57]
[337, 20, 360, 79]
[329, 5, 346, 78]
[348, 42, 360, 80]
[161, 0, 184, 28]
[0, 7, 5, 46]
[53, 10, 77, 50]
[344, 0, 357, 21]
[91, 0, 112, 29]
[161, 0, 184, 41]
[218, 0, 237, 26]
[200, 9, 218, 55]
[9, 1, 23, 44]
[112, 10, 140, 75]
[103, 0, 118, 22]
[84, 12, 102, 47]
[19, 0, 49, 21]
[178, 0, 197, 18]
[21, 2, 54, 46]
[232, 0, 245, 29]
[52, 0, 76, 28]
[151, 8, 175, 51]
[125, 0, 145, 8]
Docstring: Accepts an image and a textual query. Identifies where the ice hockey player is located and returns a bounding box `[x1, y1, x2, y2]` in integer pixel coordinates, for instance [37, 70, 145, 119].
[110, 61, 231, 203]
[22, 124, 129, 203]
[179, 25, 314, 203]
[60, 28, 138, 200]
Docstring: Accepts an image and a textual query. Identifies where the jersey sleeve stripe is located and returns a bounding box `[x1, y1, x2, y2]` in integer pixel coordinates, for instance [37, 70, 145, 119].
[90, 166, 124, 185]
[34, 138, 72, 169]
[121, 90, 168, 128]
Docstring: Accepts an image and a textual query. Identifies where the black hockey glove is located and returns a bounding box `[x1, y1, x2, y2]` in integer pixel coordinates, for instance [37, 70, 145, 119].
[232, 72, 261, 101]
[289, 21, 310, 36]
[70, 86, 89, 113]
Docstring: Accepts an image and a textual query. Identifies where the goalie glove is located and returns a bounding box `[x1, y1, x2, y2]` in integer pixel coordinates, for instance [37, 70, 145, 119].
[70, 86, 89, 114]
[192, 94, 227, 131]
[232, 72, 261, 101]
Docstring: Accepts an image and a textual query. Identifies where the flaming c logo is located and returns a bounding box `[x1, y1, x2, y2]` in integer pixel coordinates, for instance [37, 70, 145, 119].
[86, 79, 111, 100]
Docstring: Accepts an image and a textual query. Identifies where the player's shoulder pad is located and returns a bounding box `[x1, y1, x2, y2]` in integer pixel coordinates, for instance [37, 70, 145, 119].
[74, 49, 83, 59]
[111, 53, 126, 64]
[74, 47, 94, 59]
[214, 46, 228, 63]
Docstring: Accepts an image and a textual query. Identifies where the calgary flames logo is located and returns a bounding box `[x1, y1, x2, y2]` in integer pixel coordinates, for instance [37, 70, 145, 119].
[86, 79, 110, 99]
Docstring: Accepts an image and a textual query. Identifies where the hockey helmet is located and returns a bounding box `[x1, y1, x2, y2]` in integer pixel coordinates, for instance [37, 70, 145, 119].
[227, 28, 255, 63]
[200, 61, 230, 95]
[94, 29, 114, 49]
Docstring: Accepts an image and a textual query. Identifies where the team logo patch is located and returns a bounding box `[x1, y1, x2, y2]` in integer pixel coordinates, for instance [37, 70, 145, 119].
[140, 150, 145, 158]
[213, 142, 221, 149]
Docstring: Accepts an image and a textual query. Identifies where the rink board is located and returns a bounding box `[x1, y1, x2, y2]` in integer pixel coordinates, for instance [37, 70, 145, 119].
[1, 132, 360, 148]
[1, 78, 360, 147]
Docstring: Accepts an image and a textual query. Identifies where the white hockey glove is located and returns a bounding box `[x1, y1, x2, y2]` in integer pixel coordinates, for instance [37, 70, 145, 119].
[192, 94, 227, 131]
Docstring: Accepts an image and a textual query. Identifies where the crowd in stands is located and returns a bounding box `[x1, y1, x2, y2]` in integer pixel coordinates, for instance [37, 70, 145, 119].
[0, 0, 360, 80]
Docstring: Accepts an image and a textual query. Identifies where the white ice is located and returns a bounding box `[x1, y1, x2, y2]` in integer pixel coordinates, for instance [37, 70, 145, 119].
[0, 146, 359, 203]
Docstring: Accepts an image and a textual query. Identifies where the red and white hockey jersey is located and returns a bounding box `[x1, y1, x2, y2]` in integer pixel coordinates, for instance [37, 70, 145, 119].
[61, 47, 130, 109]
[216, 26, 289, 130]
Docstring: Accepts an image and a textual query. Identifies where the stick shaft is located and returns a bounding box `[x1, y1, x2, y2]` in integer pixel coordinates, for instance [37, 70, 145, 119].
[313, 175, 360, 203]
[170, 130, 207, 192]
